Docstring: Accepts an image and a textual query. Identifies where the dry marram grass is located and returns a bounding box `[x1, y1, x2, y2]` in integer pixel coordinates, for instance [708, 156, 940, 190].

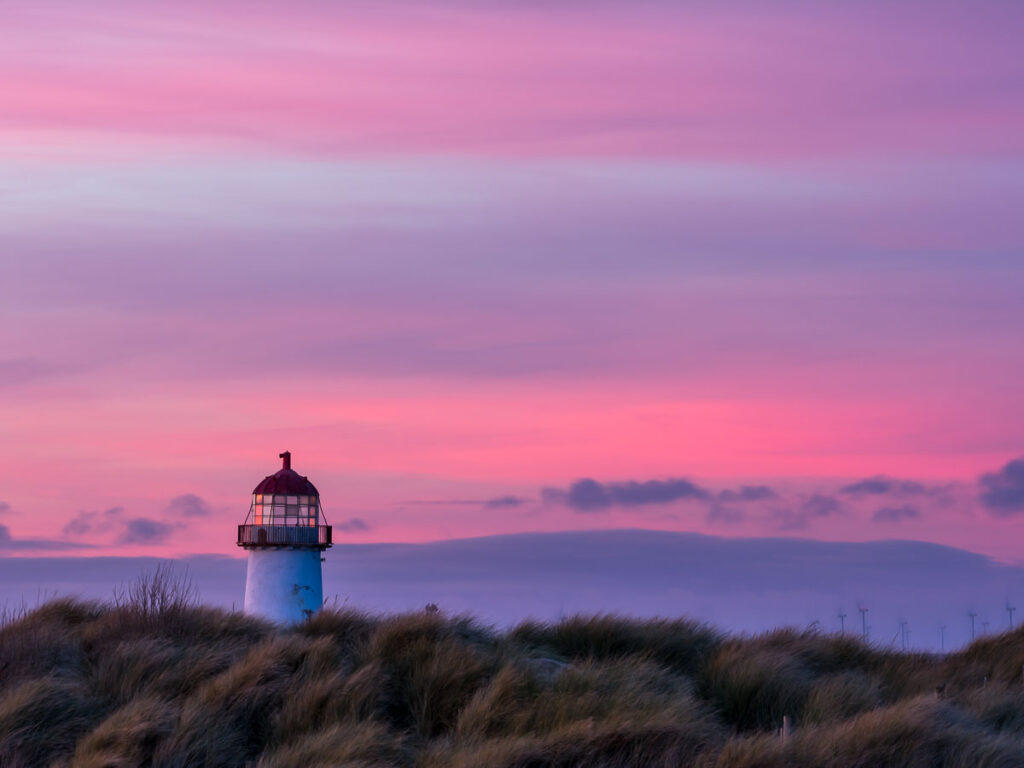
[2, 583, 1024, 767]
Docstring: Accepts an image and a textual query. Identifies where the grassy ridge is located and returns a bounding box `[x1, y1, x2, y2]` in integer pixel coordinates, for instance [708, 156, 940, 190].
[2, 584, 1024, 766]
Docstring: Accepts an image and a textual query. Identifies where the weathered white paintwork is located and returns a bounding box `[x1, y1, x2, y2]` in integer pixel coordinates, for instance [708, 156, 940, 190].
[244, 547, 324, 624]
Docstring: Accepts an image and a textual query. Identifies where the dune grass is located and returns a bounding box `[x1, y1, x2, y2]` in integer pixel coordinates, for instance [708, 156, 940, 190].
[2, 581, 1024, 766]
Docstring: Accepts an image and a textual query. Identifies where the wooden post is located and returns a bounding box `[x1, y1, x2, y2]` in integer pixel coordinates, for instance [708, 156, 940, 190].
[781, 715, 792, 744]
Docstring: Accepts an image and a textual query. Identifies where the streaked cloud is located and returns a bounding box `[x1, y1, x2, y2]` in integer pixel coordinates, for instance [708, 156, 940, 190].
[707, 505, 745, 525]
[0, 524, 92, 552]
[873, 505, 921, 523]
[0, 357, 80, 388]
[164, 494, 212, 518]
[772, 494, 844, 531]
[117, 518, 175, 545]
[483, 496, 527, 509]
[802, 494, 844, 518]
[335, 518, 371, 533]
[718, 486, 778, 503]
[405, 496, 529, 510]
[63, 507, 125, 537]
[0, 3, 1022, 560]
[840, 476, 927, 496]
[3, 5, 1021, 159]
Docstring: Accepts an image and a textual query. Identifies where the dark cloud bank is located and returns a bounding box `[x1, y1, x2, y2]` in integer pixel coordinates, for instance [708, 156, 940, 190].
[540, 476, 901, 531]
[840, 476, 928, 496]
[542, 478, 708, 511]
[537, 457, 1024, 531]
[63, 506, 175, 545]
[3, 530, 1022, 651]
[979, 458, 1024, 515]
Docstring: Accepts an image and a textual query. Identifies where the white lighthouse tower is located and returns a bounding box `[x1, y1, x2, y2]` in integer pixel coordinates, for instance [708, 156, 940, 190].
[238, 451, 332, 623]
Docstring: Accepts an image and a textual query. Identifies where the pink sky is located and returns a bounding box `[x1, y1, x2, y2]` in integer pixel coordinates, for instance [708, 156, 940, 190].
[2, 2, 1024, 561]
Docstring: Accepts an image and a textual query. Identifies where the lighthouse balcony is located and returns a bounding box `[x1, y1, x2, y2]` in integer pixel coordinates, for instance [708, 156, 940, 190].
[237, 524, 333, 549]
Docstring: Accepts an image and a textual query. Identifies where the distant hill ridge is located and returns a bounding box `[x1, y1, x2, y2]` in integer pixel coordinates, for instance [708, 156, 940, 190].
[2, 530, 1021, 651]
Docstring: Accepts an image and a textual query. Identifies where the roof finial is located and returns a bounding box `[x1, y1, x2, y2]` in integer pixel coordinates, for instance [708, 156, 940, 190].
[279, 451, 291, 470]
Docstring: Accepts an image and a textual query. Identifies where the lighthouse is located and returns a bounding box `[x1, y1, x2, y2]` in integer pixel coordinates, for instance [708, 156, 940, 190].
[237, 451, 332, 623]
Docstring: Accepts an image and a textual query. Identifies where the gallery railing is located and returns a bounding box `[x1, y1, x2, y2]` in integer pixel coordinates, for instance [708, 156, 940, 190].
[237, 524, 332, 548]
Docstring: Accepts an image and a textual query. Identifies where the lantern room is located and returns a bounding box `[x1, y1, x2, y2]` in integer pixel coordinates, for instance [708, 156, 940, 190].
[238, 451, 332, 549]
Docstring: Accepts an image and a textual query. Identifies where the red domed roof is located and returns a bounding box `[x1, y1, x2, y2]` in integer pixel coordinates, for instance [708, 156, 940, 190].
[252, 451, 319, 496]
